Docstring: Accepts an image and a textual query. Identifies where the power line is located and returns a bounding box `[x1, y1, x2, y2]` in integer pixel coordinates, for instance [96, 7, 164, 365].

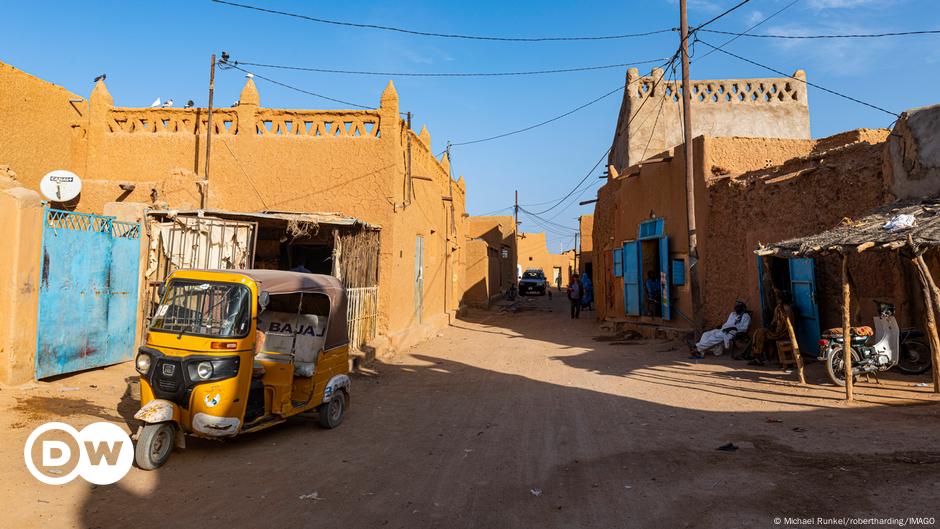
[449, 82, 628, 148]
[212, 0, 676, 42]
[695, 39, 899, 117]
[230, 57, 669, 78]
[527, 52, 680, 216]
[519, 207, 579, 233]
[222, 62, 374, 109]
[693, 0, 802, 63]
[692, 0, 754, 32]
[700, 27, 940, 39]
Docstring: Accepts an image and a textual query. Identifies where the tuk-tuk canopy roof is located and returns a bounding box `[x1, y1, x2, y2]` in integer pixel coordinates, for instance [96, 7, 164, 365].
[236, 270, 348, 349]
[239, 269, 345, 296]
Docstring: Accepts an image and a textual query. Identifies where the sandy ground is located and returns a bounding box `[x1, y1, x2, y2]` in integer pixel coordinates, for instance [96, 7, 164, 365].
[2, 293, 939, 529]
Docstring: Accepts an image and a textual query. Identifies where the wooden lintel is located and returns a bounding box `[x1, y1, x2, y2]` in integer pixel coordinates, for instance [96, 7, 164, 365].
[856, 241, 875, 253]
[412, 175, 434, 181]
[441, 196, 453, 202]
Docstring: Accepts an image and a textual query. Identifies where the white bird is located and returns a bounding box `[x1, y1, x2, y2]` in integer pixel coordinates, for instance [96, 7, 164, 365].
[162, 99, 174, 108]
[149, 97, 161, 108]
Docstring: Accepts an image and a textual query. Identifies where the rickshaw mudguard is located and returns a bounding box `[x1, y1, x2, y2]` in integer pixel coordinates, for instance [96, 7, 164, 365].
[135, 399, 181, 424]
[323, 374, 350, 403]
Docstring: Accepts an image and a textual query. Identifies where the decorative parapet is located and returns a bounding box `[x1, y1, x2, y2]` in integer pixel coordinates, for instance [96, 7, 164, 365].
[253, 109, 381, 137]
[105, 107, 383, 137]
[628, 68, 807, 106]
[107, 108, 239, 134]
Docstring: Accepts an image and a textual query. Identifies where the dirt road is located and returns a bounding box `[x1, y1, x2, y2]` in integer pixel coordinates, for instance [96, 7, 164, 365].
[2, 293, 939, 528]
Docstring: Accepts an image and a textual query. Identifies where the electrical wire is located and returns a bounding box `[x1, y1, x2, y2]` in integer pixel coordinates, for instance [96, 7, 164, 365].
[693, 0, 801, 63]
[211, 0, 676, 42]
[230, 57, 670, 78]
[695, 39, 899, 117]
[699, 27, 940, 39]
[449, 83, 629, 148]
[692, 0, 754, 32]
[526, 52, 680, 216]
[519, 207, 579, 233]
[222, 61, 374, 109]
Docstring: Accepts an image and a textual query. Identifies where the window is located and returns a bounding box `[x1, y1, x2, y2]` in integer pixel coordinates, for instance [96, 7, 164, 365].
[672, 259, 686, 286]
[613, 248, 623, 278]
[500, 247, 509, 259]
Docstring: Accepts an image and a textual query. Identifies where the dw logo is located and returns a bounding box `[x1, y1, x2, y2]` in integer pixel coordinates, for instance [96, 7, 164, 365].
[23, 422, 134, 485]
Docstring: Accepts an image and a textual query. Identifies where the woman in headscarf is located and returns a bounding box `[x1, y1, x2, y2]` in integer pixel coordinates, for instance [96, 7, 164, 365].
[580, 272, 593, 311]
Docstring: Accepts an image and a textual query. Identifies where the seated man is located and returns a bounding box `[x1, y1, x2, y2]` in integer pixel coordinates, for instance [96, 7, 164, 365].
[690, 301, 750, 358]
[748, 290, 794, 366]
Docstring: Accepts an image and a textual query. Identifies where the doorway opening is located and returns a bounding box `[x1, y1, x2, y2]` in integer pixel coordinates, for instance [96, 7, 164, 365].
[640, 239, 661, 317]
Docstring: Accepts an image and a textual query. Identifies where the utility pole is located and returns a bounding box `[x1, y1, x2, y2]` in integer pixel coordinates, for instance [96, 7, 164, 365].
[202, 53, 217, 210]
[514, 190, 519, 229]
[680, 0, 703, 333]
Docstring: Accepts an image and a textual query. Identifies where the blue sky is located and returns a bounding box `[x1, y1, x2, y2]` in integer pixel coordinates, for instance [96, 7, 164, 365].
[4, 0, 939, 251]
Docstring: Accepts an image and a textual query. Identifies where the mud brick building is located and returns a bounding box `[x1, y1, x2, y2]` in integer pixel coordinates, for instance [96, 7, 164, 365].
[0, 60, 492, 382]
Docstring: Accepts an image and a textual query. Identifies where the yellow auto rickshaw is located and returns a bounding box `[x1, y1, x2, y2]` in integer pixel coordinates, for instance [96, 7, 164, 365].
[133, 269, 350, 469]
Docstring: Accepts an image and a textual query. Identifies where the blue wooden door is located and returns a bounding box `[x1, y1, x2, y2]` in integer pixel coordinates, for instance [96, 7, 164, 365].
[659, 236, 671, 320]
[35, 209, 141, 379]
[623, 241, 640, 316]
[789, 257, 821, 355]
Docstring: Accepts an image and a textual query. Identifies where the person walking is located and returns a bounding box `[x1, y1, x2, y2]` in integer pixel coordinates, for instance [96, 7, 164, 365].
[567, 274, 583, 319]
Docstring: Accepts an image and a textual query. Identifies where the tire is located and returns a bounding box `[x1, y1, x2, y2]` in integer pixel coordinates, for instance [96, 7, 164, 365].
[135, 423, 175, 470]
[318, 391, 346, 429]
[898, 338, 932, 375]
[826, 345, 861, 387]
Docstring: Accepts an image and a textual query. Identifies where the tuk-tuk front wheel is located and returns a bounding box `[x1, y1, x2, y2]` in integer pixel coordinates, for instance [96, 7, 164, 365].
[135, 423, 175, 470]
[318, 392, 346, 429]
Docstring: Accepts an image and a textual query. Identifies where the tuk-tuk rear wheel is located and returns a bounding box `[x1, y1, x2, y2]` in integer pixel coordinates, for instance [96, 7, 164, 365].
[135, 423, 175, 470]
[318, 391, 346, 429]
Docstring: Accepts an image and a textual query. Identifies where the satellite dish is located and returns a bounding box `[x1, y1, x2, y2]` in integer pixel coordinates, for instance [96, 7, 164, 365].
[40, 170, 82, 202]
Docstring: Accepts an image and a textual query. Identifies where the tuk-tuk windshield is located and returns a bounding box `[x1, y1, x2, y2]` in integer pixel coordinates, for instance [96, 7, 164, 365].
[150, 279, 252, 338]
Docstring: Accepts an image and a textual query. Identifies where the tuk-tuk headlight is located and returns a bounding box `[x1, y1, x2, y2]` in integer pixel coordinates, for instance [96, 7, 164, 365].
[136, 353, 152, 374]
[195, 361, 213, 380]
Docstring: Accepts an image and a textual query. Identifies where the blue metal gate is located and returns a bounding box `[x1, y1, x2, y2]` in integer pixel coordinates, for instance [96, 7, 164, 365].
[35, 208, 141, 379]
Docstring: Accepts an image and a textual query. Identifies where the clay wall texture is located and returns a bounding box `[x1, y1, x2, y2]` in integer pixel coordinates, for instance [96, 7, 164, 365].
[517, 232, 575, 287]
[594, 129, 899, 331]
[609, 67, 810, 169]
[465, 215, 517, 303]
[578, 214, 594, 275]
[0, 61, 471, 350]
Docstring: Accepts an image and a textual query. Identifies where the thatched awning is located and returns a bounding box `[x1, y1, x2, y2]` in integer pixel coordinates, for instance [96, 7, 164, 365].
[756, 198, 940, 258]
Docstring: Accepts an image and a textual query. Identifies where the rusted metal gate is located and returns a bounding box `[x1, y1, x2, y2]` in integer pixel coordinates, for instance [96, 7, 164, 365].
[145, 215, 257, 318]
[35, 208, 141, 379]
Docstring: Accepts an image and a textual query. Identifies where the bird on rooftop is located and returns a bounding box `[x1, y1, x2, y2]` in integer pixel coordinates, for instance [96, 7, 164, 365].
[93, 74, 106, 83]
[185, 100, 194, 108]
[150, 98, 161, 108]
[162, 99, 174, 108]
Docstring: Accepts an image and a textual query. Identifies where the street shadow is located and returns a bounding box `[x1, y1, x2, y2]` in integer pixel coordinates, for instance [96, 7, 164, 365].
[73, 294, 940, 529]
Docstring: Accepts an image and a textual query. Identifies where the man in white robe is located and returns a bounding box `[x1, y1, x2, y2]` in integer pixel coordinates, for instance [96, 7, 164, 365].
[691, 301, 750, 358]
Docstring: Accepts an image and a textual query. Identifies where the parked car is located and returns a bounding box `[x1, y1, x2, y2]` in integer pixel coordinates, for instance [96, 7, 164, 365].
[519, 269, 548, 296]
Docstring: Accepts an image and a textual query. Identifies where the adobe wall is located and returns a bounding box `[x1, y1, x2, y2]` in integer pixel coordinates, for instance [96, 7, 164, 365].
[592, 142, 700, 325]
[886, 103, 940, 200]
[467, 215, 516, 292]
[700, 129, 896, 329]
[578, 214, 594, 276]
[0, 184, 44, 384]
[0, 63, 82, 189]
[609, 67, 810, 169]
[517, 232, 574, 287]
[0, 60, 470, 352]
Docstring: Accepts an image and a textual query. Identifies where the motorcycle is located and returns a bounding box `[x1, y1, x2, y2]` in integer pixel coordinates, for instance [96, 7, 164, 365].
[818, 301, 930, 386]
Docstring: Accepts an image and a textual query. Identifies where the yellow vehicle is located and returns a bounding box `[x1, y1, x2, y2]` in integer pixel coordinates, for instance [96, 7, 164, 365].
[133, 269, 350, 469]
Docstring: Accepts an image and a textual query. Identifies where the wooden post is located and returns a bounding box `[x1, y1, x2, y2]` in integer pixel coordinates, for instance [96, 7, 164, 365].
[911, 255, 940, 393]
[679, 0, 703, 334]
[202, 53, 216, 210]
[841, 253, 854, 402]
[783, 316, 806, 384]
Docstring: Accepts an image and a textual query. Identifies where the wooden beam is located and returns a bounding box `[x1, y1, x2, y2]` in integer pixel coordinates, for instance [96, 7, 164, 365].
[411, 175, 434, 181]
[841, 253, 854, 402]
[856, 241, 875, 253]
[912, 254, 940, 393]
[784, 316, 806, 384]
